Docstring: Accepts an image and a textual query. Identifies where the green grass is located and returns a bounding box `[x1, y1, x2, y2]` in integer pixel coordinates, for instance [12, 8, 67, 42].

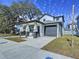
[42, 35, 79, 59]
[6, 37, 26, 42]
[0, 33, 18, 37]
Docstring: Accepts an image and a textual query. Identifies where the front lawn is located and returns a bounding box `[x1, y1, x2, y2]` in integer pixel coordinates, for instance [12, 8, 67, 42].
[6, 37, 26, 42]
[42, 35, 79, 59]
[0, 33, 18, 37]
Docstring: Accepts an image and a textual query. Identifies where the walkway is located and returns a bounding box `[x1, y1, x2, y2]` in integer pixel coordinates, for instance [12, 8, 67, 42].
[0, 37, 18, 50]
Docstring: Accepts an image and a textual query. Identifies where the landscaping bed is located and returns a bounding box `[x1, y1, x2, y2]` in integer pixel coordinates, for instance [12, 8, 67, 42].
[42, 35, 79, 59]
[6, 37, 26, 42]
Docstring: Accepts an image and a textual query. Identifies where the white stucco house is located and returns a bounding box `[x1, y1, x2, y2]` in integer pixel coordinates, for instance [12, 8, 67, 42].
[65, 21, 77, 35]
[15, 14, 64, 38]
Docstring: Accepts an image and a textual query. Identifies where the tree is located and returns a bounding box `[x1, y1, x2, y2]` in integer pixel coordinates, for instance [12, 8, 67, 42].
[10, 0, 42, 20]
[0, 5, 12, 33]
[9, 0, 42, 34]
[0, 0, 42, 34]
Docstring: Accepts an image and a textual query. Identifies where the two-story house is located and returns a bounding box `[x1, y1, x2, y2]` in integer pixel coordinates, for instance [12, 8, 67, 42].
[15, 14, 64, 38]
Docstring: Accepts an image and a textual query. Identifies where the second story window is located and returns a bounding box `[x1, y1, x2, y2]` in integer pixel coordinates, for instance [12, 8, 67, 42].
[57, 18, 59, 20]
[43, 19, 46, 21]
[53, 17, 57, 21]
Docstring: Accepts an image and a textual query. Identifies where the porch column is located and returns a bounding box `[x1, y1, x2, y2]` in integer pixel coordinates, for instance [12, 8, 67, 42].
[25, 24, 30, 37]
[62, 23, 64, 36]
[25, 25, 30, 32]
[33, 24, 38, 38]
[34, 23, 38, 32]
[40, 24, 44, 36]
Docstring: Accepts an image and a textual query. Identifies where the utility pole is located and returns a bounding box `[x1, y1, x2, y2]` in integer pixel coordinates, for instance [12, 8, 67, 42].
[71, 4, 75, 48]
[48, 0, 51, 14]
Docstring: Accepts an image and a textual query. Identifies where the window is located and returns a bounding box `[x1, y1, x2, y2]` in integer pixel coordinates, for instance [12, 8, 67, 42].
[29, 25, 34, 32]
[57, 18, 59, 20]
[43, 19, 46, 21]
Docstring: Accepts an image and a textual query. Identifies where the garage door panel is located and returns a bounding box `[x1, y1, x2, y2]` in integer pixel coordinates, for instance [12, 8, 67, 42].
[44, 25, 57, 36]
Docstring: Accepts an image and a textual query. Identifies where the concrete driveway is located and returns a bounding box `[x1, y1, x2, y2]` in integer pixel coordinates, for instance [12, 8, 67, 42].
[0, 45, 74, 59]
[20, 36, 56, 48]
[0, 37, 74, 59]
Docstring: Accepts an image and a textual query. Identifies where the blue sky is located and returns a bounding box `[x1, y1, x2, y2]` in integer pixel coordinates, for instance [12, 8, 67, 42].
[0, 0, 79, 27]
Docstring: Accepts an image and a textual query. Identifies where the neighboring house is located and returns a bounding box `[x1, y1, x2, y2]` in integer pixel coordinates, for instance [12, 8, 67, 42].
[15, 14, 64, 38]
[65, 22, 77, 35]
[67, 23, 77, 30]
[76, 17, 79, 35]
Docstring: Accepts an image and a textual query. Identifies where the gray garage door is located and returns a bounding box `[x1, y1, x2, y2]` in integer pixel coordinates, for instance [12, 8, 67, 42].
[44, 25, 57, 36]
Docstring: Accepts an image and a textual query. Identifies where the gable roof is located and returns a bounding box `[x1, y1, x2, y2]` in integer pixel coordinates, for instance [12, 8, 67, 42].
[39, 14, 65, 22]
[18, 14, 65, 24]
[19, 20, 45, 24]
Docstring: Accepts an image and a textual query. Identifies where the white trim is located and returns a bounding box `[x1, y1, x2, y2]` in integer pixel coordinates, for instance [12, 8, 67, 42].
[45, 23, 57, 26]
[57, 23, 59, 38]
